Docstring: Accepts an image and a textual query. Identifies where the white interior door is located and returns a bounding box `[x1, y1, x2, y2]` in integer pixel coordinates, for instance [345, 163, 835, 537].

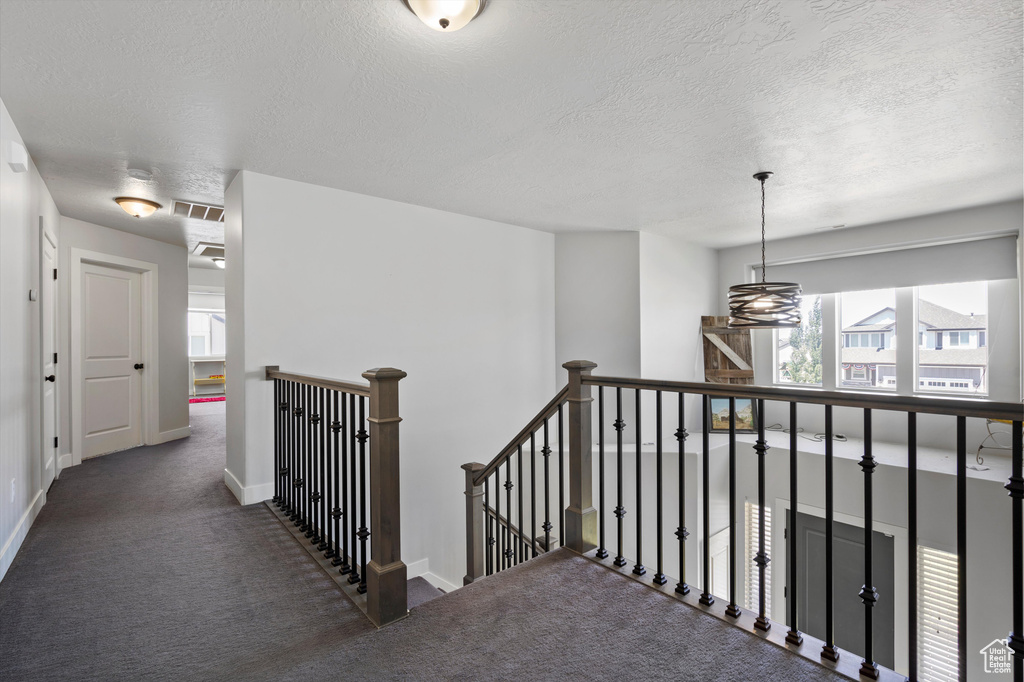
[40, 227, 57, 487]
[80, 263, 143, 458]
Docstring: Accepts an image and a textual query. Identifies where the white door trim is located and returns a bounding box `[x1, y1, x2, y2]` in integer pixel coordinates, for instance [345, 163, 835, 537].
[70, 248, 160, 465]
[39, 217, 59, 483]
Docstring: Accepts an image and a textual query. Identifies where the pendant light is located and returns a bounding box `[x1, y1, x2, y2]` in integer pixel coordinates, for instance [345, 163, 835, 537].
[727, 172, 802, 329]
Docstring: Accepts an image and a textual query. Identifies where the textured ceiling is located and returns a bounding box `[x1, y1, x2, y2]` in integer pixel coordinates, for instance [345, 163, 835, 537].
[0, 0, 1020, 250]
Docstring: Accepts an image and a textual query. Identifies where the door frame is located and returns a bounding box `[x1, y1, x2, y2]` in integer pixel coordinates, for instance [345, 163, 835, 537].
[39, 218, 59, 483]
[70, 248, 160, 465]
[772, 496, 909, 676]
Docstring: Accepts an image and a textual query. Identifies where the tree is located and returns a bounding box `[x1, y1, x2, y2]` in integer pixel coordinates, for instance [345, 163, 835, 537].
[788, 297, 822, 384]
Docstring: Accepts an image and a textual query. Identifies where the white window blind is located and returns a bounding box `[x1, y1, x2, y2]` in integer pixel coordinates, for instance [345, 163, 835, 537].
[754, 235, 1018, 294]
[918, 545, 959, 682]
[744, 502, 771, 614]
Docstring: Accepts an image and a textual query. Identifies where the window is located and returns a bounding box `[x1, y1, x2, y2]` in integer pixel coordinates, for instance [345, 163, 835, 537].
[918, 546, 958, 681]
[776, 295, 822, 385]
[744, 502, 771, 615]
[187, 311, 226, 357]
[839, 288, 896, 389]
[917, 282, 987, 394]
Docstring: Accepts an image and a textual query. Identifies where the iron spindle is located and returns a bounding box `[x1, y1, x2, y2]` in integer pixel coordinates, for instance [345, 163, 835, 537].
[504, 456, 513, 568]
[318, 387, 329, 551]
[301, 384, 311, 533]
[288, 381, 297, 519]
[339, 393, 351, 573]
[908, 412, 917, 679]
[543, 419, 552, 554]
[290, 382, 302, 523]
[530, 431, 537, 559]
[518, 444, 524, 564]
[485, 477, 493, 576]
[281, 381, 289, 512]
[305, 384, 315, 537]
[653, 390, 666, 585]
[357, 395, 368, 594]
[754, 398, 770, 632]
[699, 395, 714, 607]
[725, 397, 740, 618]
[597, 386, 608, 559]
[330, 392, 342, 564]
[273, 379, 281, 504]
[859, 409, 878, 679]
[786, 401, 802, 646]
[821, 405, 839, 662]
[675, 392, 689, 596]
[633, 389, 646, 576]
[957, 416, 966, 681]
[496, 451, 503, 571]
[310, 387, 322, 545]
[558, 404, 565, 548]
[348, 394, 359, 584]
[614, 387, 627, 568]
[1008, 420, 1023, 682]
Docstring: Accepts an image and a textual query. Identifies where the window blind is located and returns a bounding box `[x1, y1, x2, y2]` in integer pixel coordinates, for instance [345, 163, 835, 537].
[744, 502, 771, 614]
[917, 545, 959, 682]
[754, 235, 1018, 295]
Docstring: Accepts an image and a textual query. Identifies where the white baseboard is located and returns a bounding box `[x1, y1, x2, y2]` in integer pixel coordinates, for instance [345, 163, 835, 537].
[153, 426, 191, 444]
[406, 557, 459, 593]
[57, 452, 73, 475]
[0, 490, 44, 583]
[223, 469, 274, 506]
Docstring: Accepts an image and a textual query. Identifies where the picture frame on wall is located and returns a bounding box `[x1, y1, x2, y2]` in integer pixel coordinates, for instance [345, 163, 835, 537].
[706, 397, 757, 433]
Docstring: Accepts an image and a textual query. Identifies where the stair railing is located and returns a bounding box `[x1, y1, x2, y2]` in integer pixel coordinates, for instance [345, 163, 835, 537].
[265, 365, 407, 627]
[464, 359, 1023, 681]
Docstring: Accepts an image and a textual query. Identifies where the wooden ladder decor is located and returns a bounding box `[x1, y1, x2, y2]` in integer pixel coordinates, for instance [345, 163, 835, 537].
[701, 316, 754, 385]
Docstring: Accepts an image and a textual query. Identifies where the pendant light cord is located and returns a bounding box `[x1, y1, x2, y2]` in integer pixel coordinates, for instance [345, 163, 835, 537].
[760, 175, 767, 285]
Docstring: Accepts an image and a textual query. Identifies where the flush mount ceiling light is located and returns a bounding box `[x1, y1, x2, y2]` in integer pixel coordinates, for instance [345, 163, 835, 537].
[727, 172, 802, 329]
[115, 197, 162, 218]
[212, 257, 225, 269]
[404, 0, 482, 31]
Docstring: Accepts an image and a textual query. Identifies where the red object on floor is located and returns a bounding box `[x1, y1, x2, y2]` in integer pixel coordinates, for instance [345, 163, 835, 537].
[189, 396, 226, 404]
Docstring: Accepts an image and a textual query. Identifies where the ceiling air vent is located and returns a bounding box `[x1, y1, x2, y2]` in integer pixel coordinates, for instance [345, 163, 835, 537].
[173, 200, 225, 222]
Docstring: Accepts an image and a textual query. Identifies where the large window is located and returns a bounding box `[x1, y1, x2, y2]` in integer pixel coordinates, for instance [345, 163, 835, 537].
[839, 288, 896, 390]
[776, 295, 822, 385]
[916, 281, 987, 394]
[188, 311, 226, 357]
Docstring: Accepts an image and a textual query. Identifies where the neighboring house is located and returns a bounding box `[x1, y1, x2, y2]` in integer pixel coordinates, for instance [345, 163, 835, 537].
[840, 300, 987, 392]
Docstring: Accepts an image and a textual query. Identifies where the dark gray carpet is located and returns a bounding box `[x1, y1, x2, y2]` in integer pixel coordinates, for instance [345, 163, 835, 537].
[2, 401, 844, 681]
[407, 576, 444, 609]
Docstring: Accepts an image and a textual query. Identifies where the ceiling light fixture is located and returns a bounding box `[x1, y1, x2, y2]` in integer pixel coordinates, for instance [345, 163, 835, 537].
[727, 172, 802, 329]
[212, 257, 225, 269]
[115, 197, 162, 218]
[404, 0, 482, 32]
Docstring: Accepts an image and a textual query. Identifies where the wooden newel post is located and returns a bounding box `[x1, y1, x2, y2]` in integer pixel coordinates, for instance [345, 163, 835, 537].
[362, 367, 408, 627]
[563, 360, 598, 554]
[462, 462, 486, 585]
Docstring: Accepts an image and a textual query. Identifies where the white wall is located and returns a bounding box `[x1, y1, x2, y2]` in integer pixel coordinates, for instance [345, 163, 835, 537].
[188, 266, 224, 291]
[226, 170, 556, 587]
[58, 217, 190, 455]
[0, 98, 61, 580]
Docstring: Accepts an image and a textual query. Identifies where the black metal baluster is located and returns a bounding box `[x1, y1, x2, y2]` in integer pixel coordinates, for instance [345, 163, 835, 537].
[542, 418, 552, 553]
[754, 398, 770, 632]
[318, 387, 329, 551]
[310, 387, 322, 545]
[859, 410, 878, 678]
[300, 384, 310, 532]
[280, 381, 289, 512]
[339, 393, 351, 573]
[357, 396, 368, 594]
[725, 397, 740, 618]
[907, 412, 917, 678]
[699, 394, 714, 607]
[597, 387, 608, 559]
[675, 392, 689, 595]
[530, 431, 537, 559]
[1008, 420, 1023, 682]
[614, 387, 627, 568]
[821, 405, 839, 662]
[504, 456, 513, 568]
[290, 383, 302, 524]
[485, 477, 493, 577]
[305, 384, 315, 538]
[654, 390, 666, 585]
[330, 392, 342, 564]
[288, 382, 297, 519]
[558, 403, 565, 548]
[956, 416, 966, 681]
[273, 379, 281, 505]
[518, 444, 524, 564]
[786, 401, 802, 646]
[347, 394, 359, 585]
[634, 389, 646, 577]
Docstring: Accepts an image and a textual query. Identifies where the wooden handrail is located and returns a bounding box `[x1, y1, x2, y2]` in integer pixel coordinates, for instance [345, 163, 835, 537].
[583, 374, 1023, 421]
[473, 386, 569, 486]
[485, 506, 546, 556]
[265, 366, 370, 397]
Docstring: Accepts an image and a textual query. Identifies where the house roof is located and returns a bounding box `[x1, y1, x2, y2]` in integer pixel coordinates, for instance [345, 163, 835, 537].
[840, 348, 896, 365]
[843, 299, 986, 334]
[839, 347, 988, 366]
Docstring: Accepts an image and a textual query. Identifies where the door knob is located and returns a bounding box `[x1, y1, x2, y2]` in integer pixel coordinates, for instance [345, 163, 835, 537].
[134, 363, 144, 370]
[44, 375, 55, 382]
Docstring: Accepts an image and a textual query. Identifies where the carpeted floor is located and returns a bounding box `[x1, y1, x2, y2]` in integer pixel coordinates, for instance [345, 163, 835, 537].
[1, 401, 844, 682]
